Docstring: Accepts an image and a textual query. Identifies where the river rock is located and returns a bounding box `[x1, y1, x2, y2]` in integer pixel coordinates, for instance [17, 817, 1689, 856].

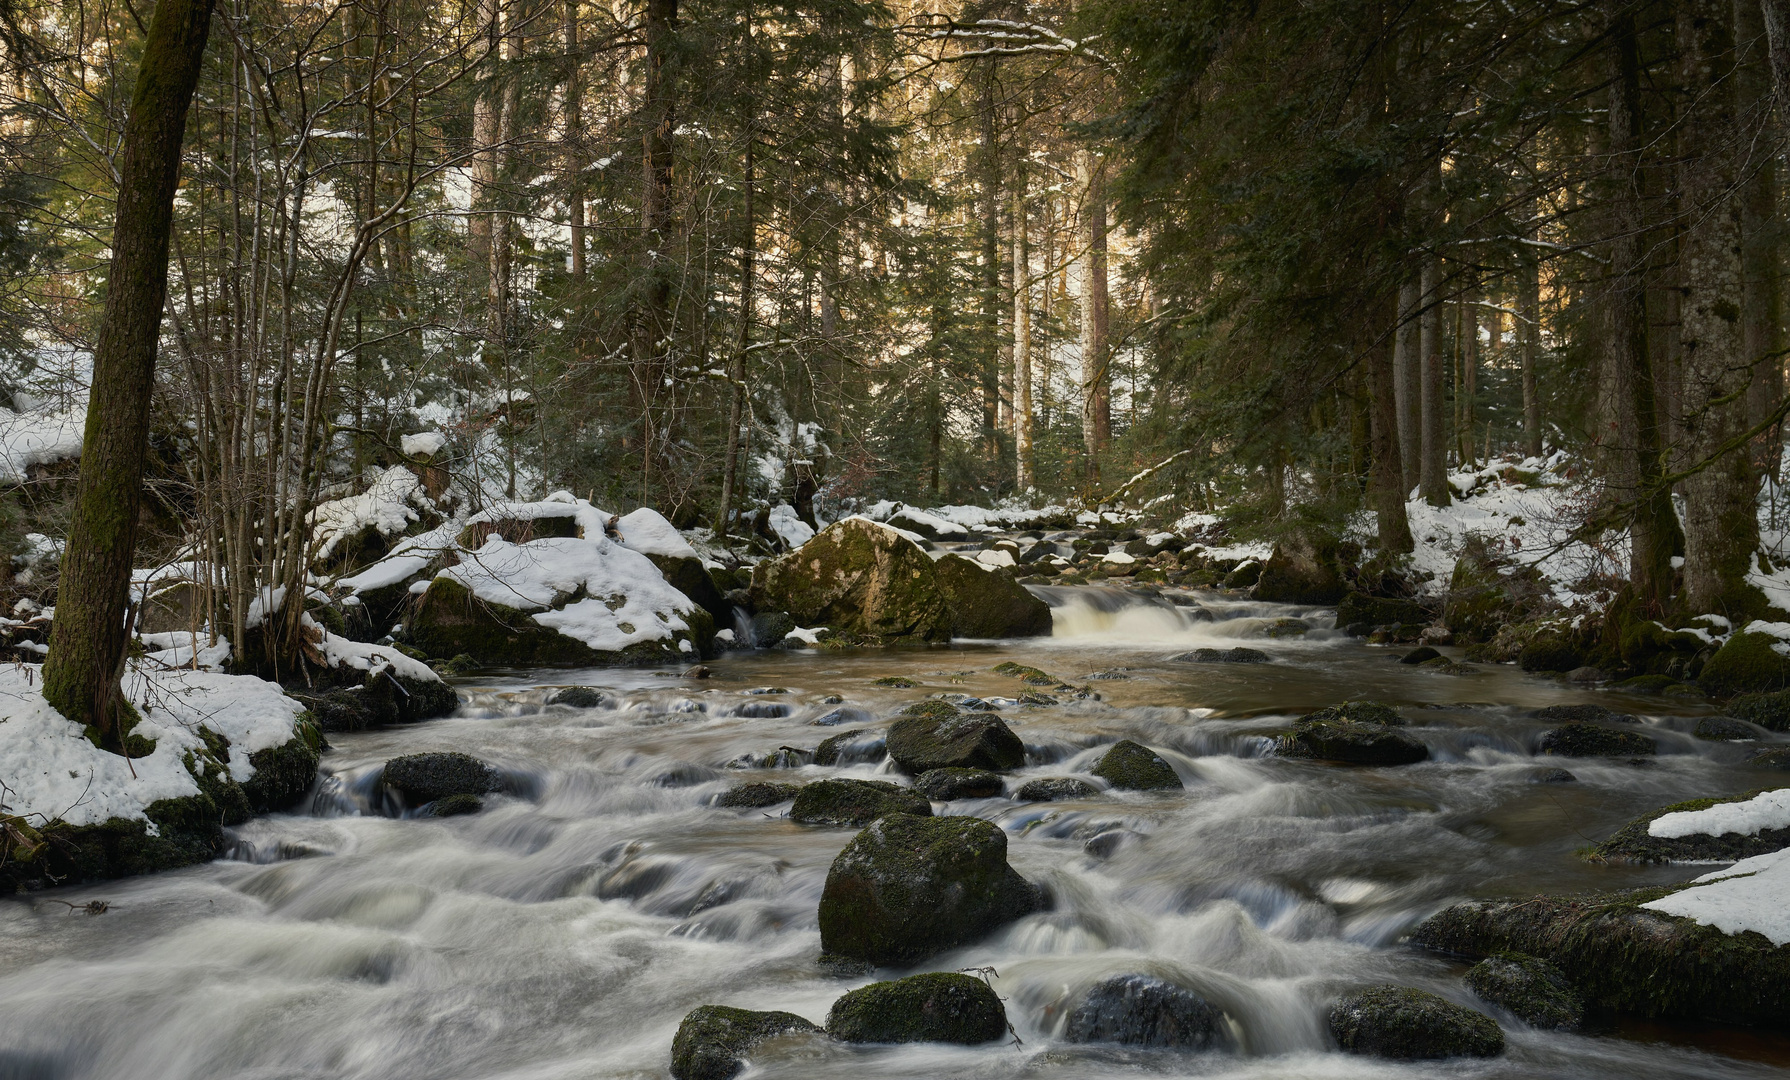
[886, 710, 1025, 774]
[1412, 889, 1790, 1027]
[748, 610, 796, 647]
[670, 1005, 821, 1080]
[1748, 747, 1790, 768]
[1399, 646, 1441, 665]
[1251, 527, 1349, 604]
[548, 686, 612, 709]
[1699, 623, 1790, 696]
[825, 972, 1008, 1044]
[425, 793, 482, 817]
[381, 752, 502, 804]
[1465, 954, 1583, 1030]
[1276, 701, 1428, 765]
[818, 814, 1041, 965]
[932, 554, 1052, 638]
[1170, 646, 1270, 663]
[1694, 715, 1764, 741]
[1537, 723, 1655, 757]
[714, 781, 804, 808]
[1015, 777, 1099, 802]
[813, 728, 885, 766]
[913, 768, 1003, 800]
[1530, 703, 1638, 724]
[748, 518, 951, 644]
[1090, 740, 1183, 790]
[1729, 689, 1790, 732]
[1063, 973, 1228, 1049]
[1329, 985, 1503, 1059]
[1589, 789, 1790, 863]
[790, 778, 931, 826]
[1338, 591, 1431, 632]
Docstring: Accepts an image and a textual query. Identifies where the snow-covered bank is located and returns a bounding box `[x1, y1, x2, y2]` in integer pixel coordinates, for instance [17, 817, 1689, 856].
[1643, 848, 1790, 946]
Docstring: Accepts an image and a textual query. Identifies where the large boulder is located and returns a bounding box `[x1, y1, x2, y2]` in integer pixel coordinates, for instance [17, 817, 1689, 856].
[818, 814, 1042, 965]
[615, 507, 733, 626]
[748, 518, 950, 644]
[1336, 591, 1430, 633]
[825, 972, 1007, 1044]
[1251, 527, 1348, 605]
[1328, 985, 1503, 1059]
[1275, 701, 1428, 765]
[886, 708, 1026, 774]
[1090, 740, 1183, 790]
[789, 778, 932, 826]
[1063, 974, 1229, 1049]
[1590, 789, 1790, 863]
[670, 1005, 821, 1080]
[381, 752, 502, 805]
[1464, 954, 1583, 1030]
[932, 554, 1052, 638]
[1443, 540, 1552, 644]
[913, 768, 1003, 800]
[410, 576, 709, 667]
[1701, 622, 1790, 696]
[1730, 689, 1790, 731]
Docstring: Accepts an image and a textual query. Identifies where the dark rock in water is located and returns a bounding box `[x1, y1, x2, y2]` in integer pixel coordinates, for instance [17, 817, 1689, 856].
[1412, 888, 1790, 1027]
[1252, 527, 1348, 604]
[293, 668, 459, 733]
[818, 814, 1041, 965]
[1530, 703, 1638, 724]
[549, 686, 612, 709]
[382, 752, 502, 804]
[1616, 674, 1679, 694]
[1016, 777, 1099, 802]
[1748, 746, 1790, 769]
[653, 763, 722, 787]
[1091, 741, 1183, 790]
[872, 675, 920, 687]
[1276, 701, 1427, 765]
[1519, 632, 1585, 673]
[936, 693, 998, 712]
[1083, 828, 1143, 858]
[813, 729, 885, 766]
[749, 518, 951, 644]
[749, 610, 796, 648]
[933, 553, 1053, 638]
[886, 711, 1025, 774]
[1590, 789, 1790, 863]
[1729, 689, 1790, 732]
[1537, 723, 1655, 757]
[1399, 646, 1442, 665]
[714, 781, 804, 808]
[1695, 715, 1763, 741]
[1338, 591, 1431, 631]
[1170, 647, 1270, 664]
[670, 1005, 821, 1080]
[242, 720, 326, 812]
[913, 768, 1003, 800]
[1221, 560, 1262, 588]
[1064, 974, 1228, 1049]
[1530, 768, 1577, 784]
[1465, 953, 1583, 1030]
[808, 707, 860, 727]
[734, 701, 790, 719]
[790, 778, 931, 826]
[1329, 985, 1503, 1059]
[825, 972, 1008, 1045]
[425, 793, 483, 817]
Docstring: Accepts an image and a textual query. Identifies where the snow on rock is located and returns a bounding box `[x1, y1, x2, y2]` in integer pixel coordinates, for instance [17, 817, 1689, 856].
[0, 403, 85, 483]
[400, 430, 447, 458]
[1649, 789, 1790, 840]
[1737, 620, 1790, 657]
[767, 503, 815, 549]
[887, 506, 969, 540]
[0, 662, 305, 825]
[616, 507, 698, 559]
[138, 631, 233, 671]
[1642, 847, 1790, 946]
[976, 549, 1015, 568]
[302, 614, 438, 683]
[309, 466, 434, 563]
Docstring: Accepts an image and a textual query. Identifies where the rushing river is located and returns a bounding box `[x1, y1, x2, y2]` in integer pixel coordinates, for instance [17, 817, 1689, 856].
[3, 585, 1790, 1080]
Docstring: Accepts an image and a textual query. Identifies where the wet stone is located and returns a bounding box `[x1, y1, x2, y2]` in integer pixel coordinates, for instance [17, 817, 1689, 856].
[825, 972, 1008, 1045]
[1329, 985, 1504, 1060]
[1016, 777, 1099, 802]
[1465, 953, 1584, 1031]
[1170, 647, 1270, 664]
[381, 753, 502, 804]
[789, 778, 931, 826]
[1083, 828, 1144, 858]
[734, 702, 791, 719]
[1091, 741, 1183, 791]
[424, 793, 482, 817]
[670, 1005, 821, 1080]
[548, 686, 613, 709]
[1399, 647, 1442, 665]
[813, 729, 885, 766]
[1590, 789, 1790, 863]
[886, 711, 1026, 774]
[1537, 723, 1656, 757]
[1530, 768, 1578, 784]
[1530, 703, 1638, 724]
[714, 781, 804, 809]
[912, 768, 1004, 800]
[1063, 974, 1229, 1050]
[1747, 747, 1790, 769]
[1694, 716, 1762, 741]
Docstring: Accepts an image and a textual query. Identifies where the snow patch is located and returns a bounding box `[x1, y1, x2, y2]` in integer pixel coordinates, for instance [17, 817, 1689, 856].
[309, 466, 432, 563]
[1649, 789, 1790, 839]
[1641, 847, 1790, 946]
[400, 431, 447, 458]
[616, 507, 698, 559]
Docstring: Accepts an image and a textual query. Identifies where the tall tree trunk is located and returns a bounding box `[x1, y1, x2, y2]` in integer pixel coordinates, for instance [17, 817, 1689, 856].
[978, 62, 1000, 458]
[1461, 290, 1477, 469]
[1394, 278, 1419, 492]
[1080, 152, 1110, 482]
[1740, 0, 1784, 474]
[1418, 257, 1450, 505]
[470, 0, 501, 291]
[44, 0, 216, 745]
[1372, 292, 1415, 552]
[633, 0, 678, 503]
[565, 0, 586, 284]
[1014, 182, 1033, 492]
[717, 135, 753, 536]
[1677, 0, 1761, 616]
[1520, 250, 1543, 458]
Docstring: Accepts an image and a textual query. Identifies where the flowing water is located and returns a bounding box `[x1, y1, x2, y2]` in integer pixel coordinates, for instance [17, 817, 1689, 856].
[4, 586, 1790, 1079]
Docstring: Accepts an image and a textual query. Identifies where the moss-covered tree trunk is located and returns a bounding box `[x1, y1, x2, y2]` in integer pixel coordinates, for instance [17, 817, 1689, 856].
[42, 0, 216, 748]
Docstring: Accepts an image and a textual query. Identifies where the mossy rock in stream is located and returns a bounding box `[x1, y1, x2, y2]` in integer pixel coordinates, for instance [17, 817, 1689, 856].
[1537, 723, 1655, 757]
[812, 728, 885, 766]
[899, 699, 963, 720]
[1728, 689, 1790, 732]
[1328, 985, 1504, 1059]
[885, 711, 1025, 774]
[410, 577, 705, 667]
[1530, 704, 1638, 725]
[241, 714, 325, 811]
[789, 778, 931, 826]
[1275, 701, 1428, 765]
[818, 814, 1042, 965]
[825, 972, 1008, 1044]
[1700, 624, 1790, 697]
[425, 793, 483, 817]
[1464, 953, 1584, 1030]
[933, 554, 1052, 638]
[1589, 788, 1790, 863]
[1015, 776, 1100, 802]
[381, 752, 503, 805]
[1063, 973, 1230, 1049]
[747, 518, 951, 644]
[671, 1005, 822, 1080]
[912, 768, 1003, 800]
[1748, 747, 1790, 769]
[993, 662, 1055, 684]
[1251, 527, 1349, 605]
[713, 781, 805, 808]
[1090, 740, 1183, 790]
[1694, 715, 1765, 741]
[1411, 887, 1790, 1027]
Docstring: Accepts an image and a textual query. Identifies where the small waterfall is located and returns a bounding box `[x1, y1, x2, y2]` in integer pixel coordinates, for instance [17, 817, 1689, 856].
[1032, 584, 1340, 646]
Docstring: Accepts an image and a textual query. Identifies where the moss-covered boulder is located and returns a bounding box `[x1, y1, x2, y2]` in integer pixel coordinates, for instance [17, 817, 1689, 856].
[1749, 747, 1790, 768]
[241, 715, 325, 811]
[748, 518, 951, 644]
[290, 663, 458, 733]
[1328, 985, 1503, 1059]
[886, 710, 1025, 774]
[670, 1005, 821, 1080]
[1729, 688, 1790, 732]
[1170, 646, 1270, 664]
[932, 554, 1052, 638]
[1537, 723, 1656, 757]
[409, 577, 708, 667]
[1695, 715, 1764, 741]
[913, 768, 1003, 800]
[1412, 888, 1790, 1027]
[1090, 740, 1183, 790]
[1589, 789, 1790, 863]
[645, 552, 733, 627]
[790, 778, 932, 826]
[1275, 702, 1428, 765]
[1464, 953, 1583, 1030]
[1700, 623, 1790, 696]
[548, 686, 613, 709]
[1443, 541, 1551, 645]
[813, 728, 885, 766]
[817, 814, 1042, 965]
[381, 752, 502, 805]
[1252, 528, 1348, 604]
[1064, 974, 1229, 1049]
[714, 781, 805, 808]
[825, 972, 1008, 1044]
[1015, 777, 1099, 802]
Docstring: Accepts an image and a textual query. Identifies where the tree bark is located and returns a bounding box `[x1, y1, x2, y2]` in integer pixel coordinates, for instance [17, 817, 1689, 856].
[978, 62, 1000, 458]
[1371, 292, 1415, 552]
[1520, 250, 1542, 458]
[1740, 0, 1784, 474]
[633, 0, 678, 502]
[44, 0, 216, 745]
[565, 0, 586, 284]
[717, 134, 753, 536]
[1393, 277, 1419, 492]
[1418, 256, 1450, 505]
[1014, 181, 1033, 492]
[1460, 289, 1477, 469]
[470, 0, 501, 290]
[1080, 152, 1110, 482]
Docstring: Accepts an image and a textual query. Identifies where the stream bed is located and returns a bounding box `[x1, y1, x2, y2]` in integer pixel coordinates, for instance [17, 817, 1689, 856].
[3, 586, 1789, 1079]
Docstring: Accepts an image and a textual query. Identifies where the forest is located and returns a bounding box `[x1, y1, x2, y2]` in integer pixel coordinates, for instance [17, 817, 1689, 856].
[2, 1, 1790, 1079]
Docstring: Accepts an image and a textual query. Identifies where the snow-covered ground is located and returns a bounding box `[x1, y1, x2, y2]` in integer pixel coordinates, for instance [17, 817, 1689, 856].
[1643, 846, 1790, 946]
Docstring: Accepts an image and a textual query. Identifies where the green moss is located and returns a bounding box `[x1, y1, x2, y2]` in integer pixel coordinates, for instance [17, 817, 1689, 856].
[671, 1005, 821, 1080]
[1328, 985, 1504, 1059]
[873, 676, 920, 687]
[932, 554, 1052, 638]
[899, 699, 961, 720]
[1274, 702, 1426, 765]
[1589, 788, 1789, 863]
[886, 712, 1025, 773]
[1537, 723, 1656, 757]
[825, 972, 1008, 1045]
[382, 752, 501, 803]
[748, 518, 951, 643]
[243, 714, 324, 812]
[789, 778, 931, 826]
[1464, 953, 1583, 1030]
[1700, 628, 1790, 697]
[1090, 740, 1183, 790]
[1728, 688, 1790, 731]
[714, 781, 805, 808]
[992, 662, 1055, 684]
